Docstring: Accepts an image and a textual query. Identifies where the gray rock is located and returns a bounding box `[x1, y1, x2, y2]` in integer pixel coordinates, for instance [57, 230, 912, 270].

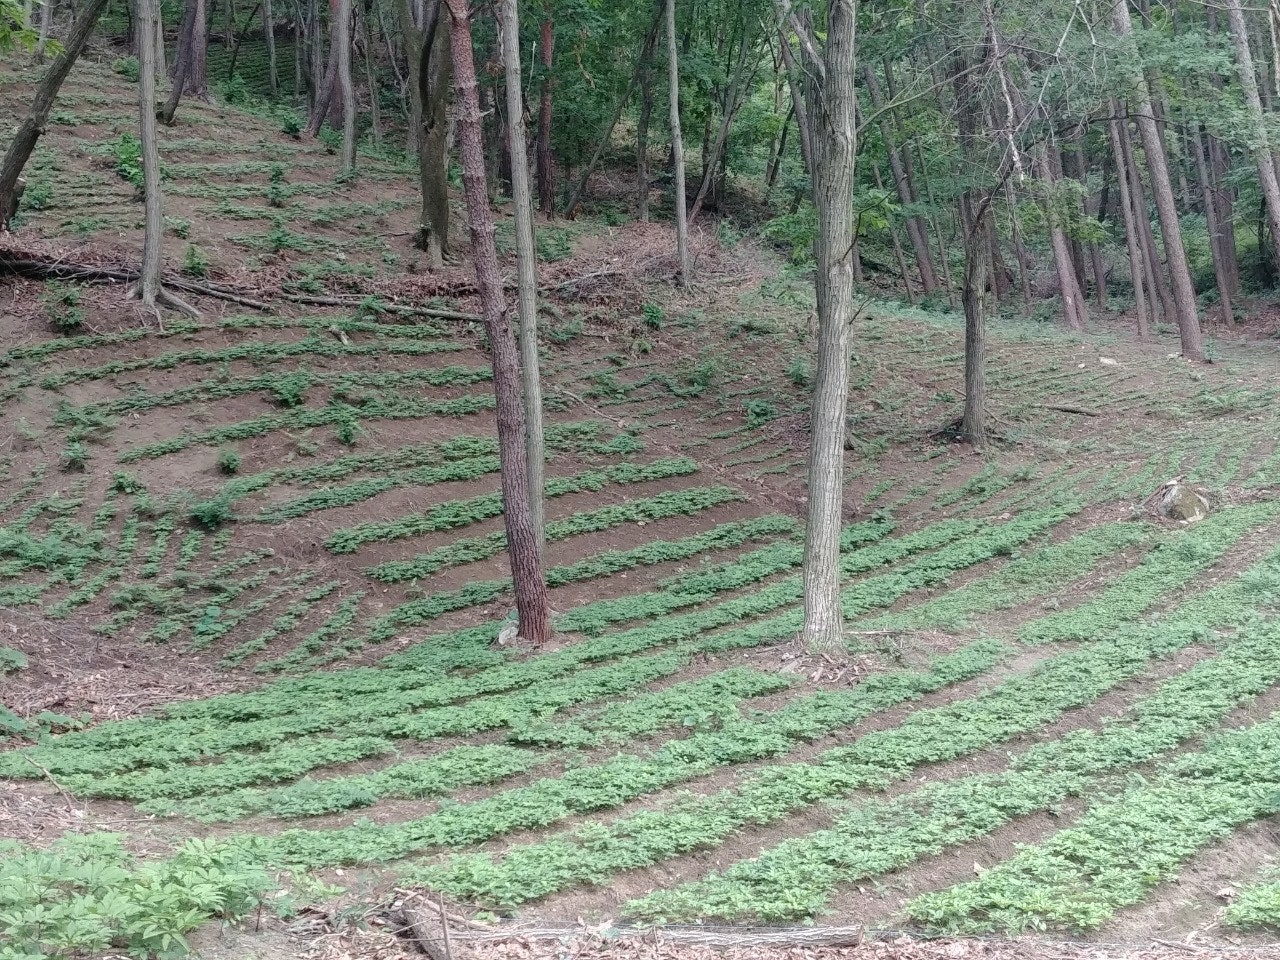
[1158, 483, 1210, 523]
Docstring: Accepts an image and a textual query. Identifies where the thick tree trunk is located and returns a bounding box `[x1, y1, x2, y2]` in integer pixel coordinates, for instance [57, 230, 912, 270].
[1208, 133, 1241, 298]
[34, 0, 53, 63]
[189, 0, 209, 96]
[263, 0, 278, 93]
[960, 195, 989, 446]
[665, 0, 690, 286]
[1108, 106, 1151, 339]
[335, 0, 355, 171]
[443, 0, 550, 644]
[1033, 140, 1087, 330]
[1114, 0, 1205, 360]
[862, 64, 939, 294]
[535, 12, 555, 216]
[398, 0, 450, 264]
[0, 0, 112, 230]
[1226, 0, 1280, 279]
[801, 0, 856, 653]
[306, 0, 341, 137]
[1116, 105, 1175, 324]
[498, 0, 546, 555]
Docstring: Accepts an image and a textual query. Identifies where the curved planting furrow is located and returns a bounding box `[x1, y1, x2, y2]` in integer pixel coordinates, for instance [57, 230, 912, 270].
[119, 393, 496, 463]
[624, 616, 1280, 922]
[5, 512, 1070, 788]
[906, 710, 1280, 933]
[237, 641, 1006, 867]
[333, 458, 701, 555]
[411, 542, 1280, 909]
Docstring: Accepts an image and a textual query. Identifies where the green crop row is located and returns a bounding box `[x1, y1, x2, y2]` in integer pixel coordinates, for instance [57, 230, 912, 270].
[65, 365, 492, 421]
[417, 545, 1278, 910]
[188, 572, 318, 651]
[218, 580, 343, 667]
[627, 616, 1280, 922]
[120, 393, 496, 462]
[40, 335, 467, 390]
[146, 745, 547, 822]
[907, 710, 1280, 933]
[358, 516, 802, 633]
[361, 486, 744, 613]
[863, 522, 1153, 632]
[253, 591, 366, 673]
[556, 516, 923, 638]
[242, 641, 1004, 867]
[335, 457, 699, 556]
[1225, 870, 1280, 930]
[1021, 500, 1280, 642]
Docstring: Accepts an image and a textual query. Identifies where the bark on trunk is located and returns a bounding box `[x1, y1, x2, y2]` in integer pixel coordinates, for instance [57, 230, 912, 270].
[800, 0, 856, 653]
[306, 0, 341, 137]
[443, 0, 551, 645]
[359, 9, 381, 147]
[34, 0, 53, 62]
[777, 32, 813, 180]
[960, 195, 989, 446]
[0, 0, 112, 230]
[636, 39, 655, 220]
[1108, 105, 1151, 339]
[335, 0, 356, 171]
[161, 0, 198, 122]
[535, 12, 555, 216]
[1192, 123, 1234, 324]
[134, 0, 164, 307]
[1114, 0, 1205, 360]
[498, 0, 546, 555]
[862, 64, 939, 293]
[189, 0, 208, 96]
[263, 0, 278, 94]
[1226, 0, 1280, 279]
[665, 0, 690, 286]
[399, 0, 451, 265]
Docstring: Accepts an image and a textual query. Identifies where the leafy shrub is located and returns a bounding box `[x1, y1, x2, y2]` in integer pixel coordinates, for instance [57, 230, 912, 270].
[270, 372, 309, 407]
[62, 441, 88, 472]
[20, 177, 52, 211]
[536, 227, 573, 262]
[183, 244, 209, 278]
[110, 472, 144, 494]
[642, 302, 664, 329]
[216, 448, 242, 475]
[165, 215, 191, 238]
[787, 356, 811, 389]
[318, 127, 342, 153]
[111, 56, 140, 81]
[219, 73, 249, 104]
[40, 281, 83, 332]
[744, 399, 779, 429]
[0, 833, 271, 959]
[0, 646, 26, 674]
[190, 495, 234, 529]
[109, 132, 144, 189]
[280, 112, 303, 138]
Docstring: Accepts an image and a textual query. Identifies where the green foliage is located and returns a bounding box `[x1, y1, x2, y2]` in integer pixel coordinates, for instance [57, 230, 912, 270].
[40, 281, 83, 333]
[219, 73, 250, 104]
[743, 398, 779, 428]
[61, 441, 88, 472]
[280, 113, 303, 138]
[1226, 871, 1280, 930]
[108, 132, 144, 189]
[0, 646, 27, 674]
[0, 833, 271, 960]
[641, 302, 664, 329]
[182, 244, 209, 279]
[216, 448, 241, 475]
[111, 56, 140, 81]
[189, 495, 234, 529]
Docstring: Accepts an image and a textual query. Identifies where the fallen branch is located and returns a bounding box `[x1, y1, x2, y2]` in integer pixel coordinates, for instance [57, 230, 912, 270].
[1039, 404, 1102, 417]
[22, 755, 78, 812]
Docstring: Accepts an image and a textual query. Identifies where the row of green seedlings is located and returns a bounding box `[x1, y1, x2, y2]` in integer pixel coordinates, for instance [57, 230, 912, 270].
[325, 457, 701, 554]
[1224, 869, 1280, 931]
[133, 553, 287, 644]
[414, 538, 1280, 911]
[907, 707, 1280, 932]
[627, 612, 1280, 923]
[62, 364, 490, 423]
[0, 508, 1075, 797]
[247, 421, 643, 522]
[39, 331, 465, 390]
[8, 512, 1077, 839]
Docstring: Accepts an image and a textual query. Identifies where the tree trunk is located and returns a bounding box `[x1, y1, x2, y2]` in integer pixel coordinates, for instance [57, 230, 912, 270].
[498, 0, 546, 556]
[535, 11, 555, 216]
[34, 0, 53, 62]
[872, 162, 915, 303]
[0, 0, 112, 230]
[263, 0, 278, 94]
[443, 0, 551, 645]
[1116, 105, 1175, 324]
[134, 0, 164, 307]
[665, 0, 690, 286]
[1033, 140, 1087, 330]
[335, 0, 355, 171]
[1226, 0, 1280, 280]
[800, 0, 856, 653]
[161, 0, 194, 122]
[155, 1, 167, 77]
[1108, 105, 1151, 339]
[636, 38, 655, 220]
[862, 64, 939, 293]
[398, 0, 451, 265]
[1192, 123, 1234, 324]
[689, 18, 757, 221]
[306, 0, 341, 137]
[189, 0, 208, 96]
[359, 8, 381, 147]
[959, 195, 989, 446]
[1113, 0, 1205, 360]
[1209, 133, 1241, 298]
[226, 1, 262, 80]
[777, 32, 813, 180]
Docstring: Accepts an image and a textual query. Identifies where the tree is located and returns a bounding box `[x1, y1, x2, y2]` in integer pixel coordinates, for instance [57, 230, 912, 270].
[1225, 0, 1280, 280]
[263, 0, 278, 94]
[442, 0, 552, 644]
[397, 0, 452, 265]
[498, 0, 547, 554]
[665, 0, 690, 286]
[0, 0, 111, 230]
[535, 8, 555, 215]
[131, 0, 199, 318]
[335, 0, 355, 172]
[780, 0, 857, 652]
[1112, 0, 1205, 361]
